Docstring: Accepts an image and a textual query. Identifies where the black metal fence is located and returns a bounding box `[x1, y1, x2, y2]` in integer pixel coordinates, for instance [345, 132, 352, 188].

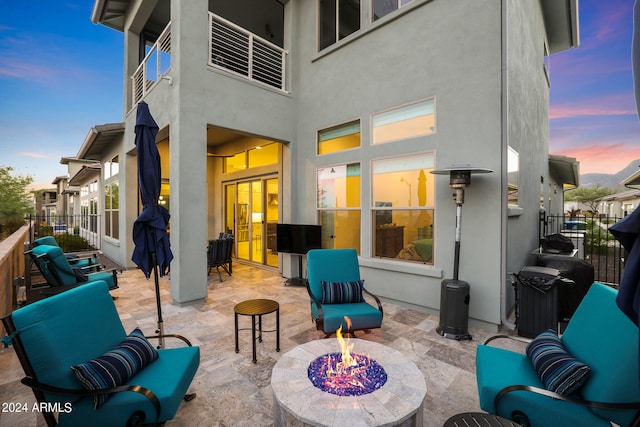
[29, 214, 101, 251]
[541, 213, 624, 286]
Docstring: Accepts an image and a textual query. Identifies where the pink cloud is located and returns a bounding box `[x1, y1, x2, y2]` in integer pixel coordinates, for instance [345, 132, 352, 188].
[0, 57, 53, 80]
[550, 92, 637, 119]
[19, 152, 48, 159]
[552, 143, 640, 174]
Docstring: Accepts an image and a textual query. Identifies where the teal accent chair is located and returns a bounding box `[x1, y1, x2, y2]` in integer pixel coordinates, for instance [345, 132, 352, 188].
[476, 283, 640, 427]
[33, 236, 99, 270]
[306, 248, 383, 336]
[2, 280, 200, 427]
[29, 244, 118, 293]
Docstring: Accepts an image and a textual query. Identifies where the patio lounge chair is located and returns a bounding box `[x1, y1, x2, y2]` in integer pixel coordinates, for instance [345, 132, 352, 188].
[306, 248, 383, 337]
[33, 236, 100, 271]
[1, 280, 199, 427]
[207, 235, 233, 281]
[27, 244, 118, 300]
[476, 283, 640, 427]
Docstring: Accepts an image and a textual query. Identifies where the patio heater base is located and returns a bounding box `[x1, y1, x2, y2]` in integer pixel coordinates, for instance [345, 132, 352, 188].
[436, 279, 472, 341]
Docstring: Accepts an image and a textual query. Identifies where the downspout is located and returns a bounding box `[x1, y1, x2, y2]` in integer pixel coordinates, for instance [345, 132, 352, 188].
[500, 0, 516, 330]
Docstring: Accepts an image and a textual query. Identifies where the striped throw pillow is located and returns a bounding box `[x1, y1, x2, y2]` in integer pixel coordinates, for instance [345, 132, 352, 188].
[321, 280, 365, 304]
[71, 328, 159, 408]
[526, 329, 591, 395]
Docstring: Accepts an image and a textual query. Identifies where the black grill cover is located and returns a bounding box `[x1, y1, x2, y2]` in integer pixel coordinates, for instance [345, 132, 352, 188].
[535, 254, 594, 321]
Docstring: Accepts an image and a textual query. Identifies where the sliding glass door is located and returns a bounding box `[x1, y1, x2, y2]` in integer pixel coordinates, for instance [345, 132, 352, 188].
[225, 176, 278, 267]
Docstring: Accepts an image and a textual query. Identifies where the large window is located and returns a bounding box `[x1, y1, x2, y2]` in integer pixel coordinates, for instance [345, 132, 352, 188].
[372, 98, 435, 144]
[317, 163, 361, 252]
[372, 153, 434, 263]
[318, 121, 360, 155]
[81, 181, 99, 235]
[372, 0, 414, 21]
[104, 155, 119, 240]
[224, 143, 278, 173]
[319, 0, 361, 50]
[508, 146, 519, 206]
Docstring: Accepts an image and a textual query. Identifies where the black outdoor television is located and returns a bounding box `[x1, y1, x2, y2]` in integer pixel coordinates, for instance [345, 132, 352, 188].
[276, 224, 322, 254]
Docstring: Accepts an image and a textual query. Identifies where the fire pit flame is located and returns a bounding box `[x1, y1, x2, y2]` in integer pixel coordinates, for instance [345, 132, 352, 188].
[307, 317, 387, 396]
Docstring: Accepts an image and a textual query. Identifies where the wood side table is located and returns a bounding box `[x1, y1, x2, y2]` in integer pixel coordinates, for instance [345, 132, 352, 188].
[234, 299, 280, 363]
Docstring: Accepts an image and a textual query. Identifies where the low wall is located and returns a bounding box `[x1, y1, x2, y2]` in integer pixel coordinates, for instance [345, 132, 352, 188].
[0, 224, 29, 332]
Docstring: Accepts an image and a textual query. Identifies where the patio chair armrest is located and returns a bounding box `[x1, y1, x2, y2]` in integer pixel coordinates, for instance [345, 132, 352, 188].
[21, 376, 161, 420]
[305, 283, 324, 329]
[496, 384, 640, 413]
[145, 333, 194, 347]
[484, 334, 531, 346]
[363, 287, 383, 314]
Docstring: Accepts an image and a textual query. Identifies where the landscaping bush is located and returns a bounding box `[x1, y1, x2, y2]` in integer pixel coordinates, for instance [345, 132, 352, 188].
[56, 234, 92, 252]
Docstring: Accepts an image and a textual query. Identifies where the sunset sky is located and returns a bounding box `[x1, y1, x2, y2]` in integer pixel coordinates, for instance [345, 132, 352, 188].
[0, 0, 638, 188]
[549, 0, 640, 174]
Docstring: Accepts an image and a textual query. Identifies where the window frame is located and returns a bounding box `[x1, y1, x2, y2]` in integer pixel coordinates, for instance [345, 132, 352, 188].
[317, 119, 361, 155]
[371, 97, 436, 145]
[370, 151, 435, 264]
[316, 162, 362, 252]
[318, 0, 361, 51]
[371, 0, 415, 22]
[104, 155, 120, 241]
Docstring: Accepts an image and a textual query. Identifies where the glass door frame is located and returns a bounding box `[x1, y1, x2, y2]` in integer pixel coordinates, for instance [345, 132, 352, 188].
[224, 175, 278, 267]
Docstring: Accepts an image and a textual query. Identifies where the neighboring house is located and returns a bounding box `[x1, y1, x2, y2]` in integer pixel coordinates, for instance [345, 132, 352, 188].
[90, 0, 579, 331]
[35, 189, 57, 223]
[60, 123, 126, 258]
[594, 168, 640, 217]
[596, 189, 640, 218]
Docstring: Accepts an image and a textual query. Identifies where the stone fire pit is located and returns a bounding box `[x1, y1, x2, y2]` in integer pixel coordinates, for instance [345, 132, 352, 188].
[271, 339, 426, 426]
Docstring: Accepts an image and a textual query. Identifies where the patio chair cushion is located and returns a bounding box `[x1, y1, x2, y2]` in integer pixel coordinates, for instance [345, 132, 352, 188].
[476, 345, 607, 427]
[321, 280, 364, 304]
[9, 280, 200, 427]
[525, 329, 590, 395]
[71, 328, 159, 408]
[313, 302, 383, 333]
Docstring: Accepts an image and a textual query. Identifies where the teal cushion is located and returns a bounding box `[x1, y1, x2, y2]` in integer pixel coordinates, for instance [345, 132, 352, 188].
[526, 329, 591, 395]
[321, 280, 364, 304]
[87, 270, 117, 290]
[71, 328, 159, 409]
[476, 344, 610, 427]
[561, 283, 640, 426]
[58, 346, 200, 427]
[316, 302, 382, 333]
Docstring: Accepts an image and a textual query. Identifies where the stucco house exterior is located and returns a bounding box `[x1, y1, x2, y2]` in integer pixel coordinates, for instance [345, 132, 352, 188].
[88, 0, 579, 331]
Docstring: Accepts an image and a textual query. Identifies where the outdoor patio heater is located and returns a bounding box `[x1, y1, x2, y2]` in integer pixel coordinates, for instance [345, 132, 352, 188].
[431, 166, 492, 340]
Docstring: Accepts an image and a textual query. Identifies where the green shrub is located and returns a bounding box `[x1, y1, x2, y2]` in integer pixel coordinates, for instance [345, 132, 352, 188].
[56, 235, 91, 252]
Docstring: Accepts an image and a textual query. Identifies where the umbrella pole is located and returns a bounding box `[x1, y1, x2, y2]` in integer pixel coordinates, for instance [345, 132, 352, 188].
[151, 252, 165, 349]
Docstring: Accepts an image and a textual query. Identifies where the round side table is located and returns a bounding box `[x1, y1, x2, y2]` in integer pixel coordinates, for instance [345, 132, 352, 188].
[234, 299, 280, 363]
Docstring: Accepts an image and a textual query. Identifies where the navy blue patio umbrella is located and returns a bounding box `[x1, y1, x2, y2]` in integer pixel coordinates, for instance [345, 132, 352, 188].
[132, 101, 173, 348]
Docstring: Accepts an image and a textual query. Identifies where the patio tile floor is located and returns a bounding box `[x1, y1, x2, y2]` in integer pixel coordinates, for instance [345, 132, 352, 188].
[0, 262, 510, 426]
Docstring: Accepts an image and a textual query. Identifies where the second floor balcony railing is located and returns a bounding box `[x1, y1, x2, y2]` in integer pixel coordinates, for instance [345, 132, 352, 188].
[208, 13, 287, 92]
[132, 23, 172, 106]
[131, 14, 287, 107]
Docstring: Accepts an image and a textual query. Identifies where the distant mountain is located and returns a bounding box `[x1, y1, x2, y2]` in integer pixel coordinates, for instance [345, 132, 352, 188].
[580, 159, 640, 189]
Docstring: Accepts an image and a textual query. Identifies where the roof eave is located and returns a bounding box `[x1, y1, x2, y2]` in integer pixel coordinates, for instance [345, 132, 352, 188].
[540, 0, 580, 53]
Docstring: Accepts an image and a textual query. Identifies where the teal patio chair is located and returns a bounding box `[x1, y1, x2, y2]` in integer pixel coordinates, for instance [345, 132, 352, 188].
[476, 283, 640, 426]
[306, 248, 383, 337]
[2, 280, 200, 427]
[28, 244, 118, 297]
[33, 236, 100, 271]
